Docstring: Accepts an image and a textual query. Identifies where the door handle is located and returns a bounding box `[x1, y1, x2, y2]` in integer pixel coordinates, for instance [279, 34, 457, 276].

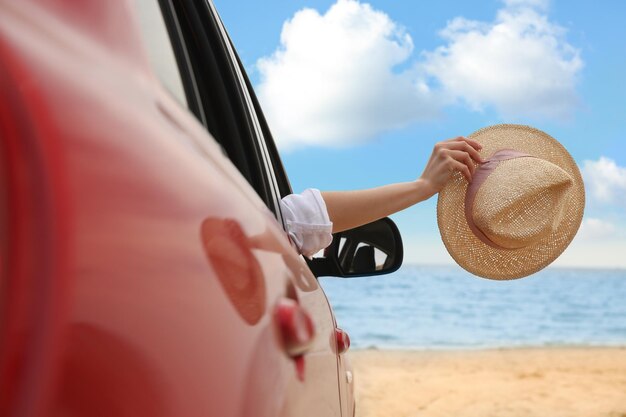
[274, 298, 315, 356]
[274, 298, 315, 381]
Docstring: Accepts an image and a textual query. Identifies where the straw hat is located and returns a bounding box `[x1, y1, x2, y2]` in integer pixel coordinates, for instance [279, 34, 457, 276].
[437, 124, 585, 280]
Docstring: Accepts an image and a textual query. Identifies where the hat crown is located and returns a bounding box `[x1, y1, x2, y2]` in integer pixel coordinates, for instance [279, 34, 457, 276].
[473, 157, 573, 249]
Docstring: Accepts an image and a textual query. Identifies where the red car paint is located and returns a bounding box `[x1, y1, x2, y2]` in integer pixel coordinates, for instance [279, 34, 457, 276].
[0, 1, 354, 416]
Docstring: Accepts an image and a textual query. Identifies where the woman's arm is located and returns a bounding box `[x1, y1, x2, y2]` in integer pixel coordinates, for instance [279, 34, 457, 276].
[321, 136, 483, 233]
[322, 180, 435, 233]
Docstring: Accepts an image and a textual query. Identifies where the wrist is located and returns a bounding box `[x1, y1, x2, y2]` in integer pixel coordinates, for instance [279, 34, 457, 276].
[414, 178, 438, 201]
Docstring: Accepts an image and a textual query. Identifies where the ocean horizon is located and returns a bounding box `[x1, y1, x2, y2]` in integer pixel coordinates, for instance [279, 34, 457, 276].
[320, 264, 626, 350]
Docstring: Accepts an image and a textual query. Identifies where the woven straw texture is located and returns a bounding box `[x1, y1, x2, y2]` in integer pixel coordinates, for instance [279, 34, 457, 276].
[437, 124, 585, 280]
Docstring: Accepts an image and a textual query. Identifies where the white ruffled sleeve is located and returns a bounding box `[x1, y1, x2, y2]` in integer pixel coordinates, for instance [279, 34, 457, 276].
[280, 188, 333, 258]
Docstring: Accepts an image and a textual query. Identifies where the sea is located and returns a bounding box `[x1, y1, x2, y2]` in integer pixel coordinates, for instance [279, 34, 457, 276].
[319, 265, 626, 350]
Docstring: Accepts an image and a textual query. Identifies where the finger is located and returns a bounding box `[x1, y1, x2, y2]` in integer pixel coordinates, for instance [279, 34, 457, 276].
[442, 141, 483, 163]
[452, 136, 483, 152]
[451, 135, 480, 147]
[446, 149, 475, 175]
[466, 138, 483, 151]
[450, 159, 472, 182]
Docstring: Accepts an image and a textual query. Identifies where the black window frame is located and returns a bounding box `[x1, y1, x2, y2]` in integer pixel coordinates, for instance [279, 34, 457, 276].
[235, 53, 293, 200]
[158, 0, 207, 127]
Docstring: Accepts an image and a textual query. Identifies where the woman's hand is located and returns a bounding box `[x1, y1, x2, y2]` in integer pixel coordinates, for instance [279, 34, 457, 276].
[419, 136, 484, 198]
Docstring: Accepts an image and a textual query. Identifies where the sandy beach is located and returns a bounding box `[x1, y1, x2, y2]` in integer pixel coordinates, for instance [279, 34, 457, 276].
[350, 347, 626, 417]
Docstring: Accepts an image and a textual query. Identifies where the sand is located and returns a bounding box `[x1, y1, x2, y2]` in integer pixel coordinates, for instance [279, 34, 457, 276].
[349, 347, 626, 417]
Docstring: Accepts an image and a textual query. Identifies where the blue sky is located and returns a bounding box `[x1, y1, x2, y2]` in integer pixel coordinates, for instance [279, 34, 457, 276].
[213, 0, 626, 268]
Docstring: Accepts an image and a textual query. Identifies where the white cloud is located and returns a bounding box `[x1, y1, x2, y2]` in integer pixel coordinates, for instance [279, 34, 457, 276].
[583, 157, 626, 205]
[257, 0, 583, 150]
[557, 216, 626, 268]
[256, 0, 436, 150]
[421, 1, 582, 118]
[577, 217, 617, 241]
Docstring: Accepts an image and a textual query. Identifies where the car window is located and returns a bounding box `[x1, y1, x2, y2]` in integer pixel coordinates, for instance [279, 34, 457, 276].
[135, 0, 291, 224]
[206, 4, 292, 216]
[157, 0, 282, 213]
[133, 0, 188, 108]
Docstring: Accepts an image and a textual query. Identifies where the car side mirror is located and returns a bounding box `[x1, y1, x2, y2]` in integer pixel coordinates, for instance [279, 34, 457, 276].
[307, 217, 403, 278]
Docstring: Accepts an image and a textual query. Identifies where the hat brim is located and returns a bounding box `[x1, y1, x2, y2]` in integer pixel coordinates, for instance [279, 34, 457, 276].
[437, 124, 585, 280]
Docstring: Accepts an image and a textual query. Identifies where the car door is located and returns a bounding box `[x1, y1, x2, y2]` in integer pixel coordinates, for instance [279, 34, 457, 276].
[158, 0, 347, 415]
[0, 0, 344, 416]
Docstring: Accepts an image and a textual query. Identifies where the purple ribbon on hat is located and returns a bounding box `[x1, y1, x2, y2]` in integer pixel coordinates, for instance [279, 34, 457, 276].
[464, 149, 534, 250]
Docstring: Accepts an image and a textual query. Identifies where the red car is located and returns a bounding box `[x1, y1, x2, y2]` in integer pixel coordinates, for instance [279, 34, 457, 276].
[0, 0, 403, 416]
